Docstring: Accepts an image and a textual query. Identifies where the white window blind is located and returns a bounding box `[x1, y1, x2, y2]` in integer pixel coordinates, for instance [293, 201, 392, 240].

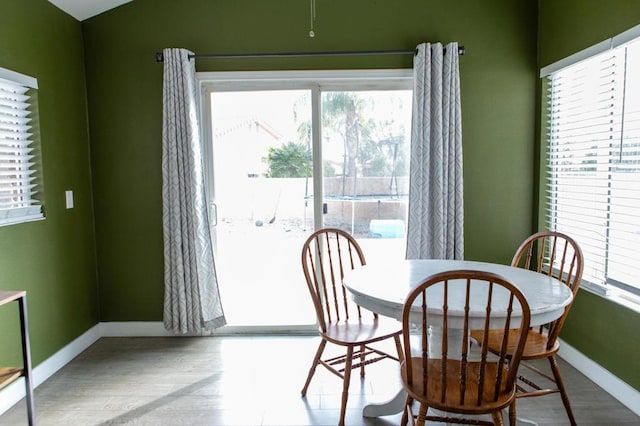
[545, 38, 640, 297]
[0, 68, 43, 226]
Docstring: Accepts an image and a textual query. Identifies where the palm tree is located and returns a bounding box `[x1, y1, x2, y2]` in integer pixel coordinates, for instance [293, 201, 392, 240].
[293, 91, 409, 196]
[266, 141, 312, 178]
[322, 92, 364, 183]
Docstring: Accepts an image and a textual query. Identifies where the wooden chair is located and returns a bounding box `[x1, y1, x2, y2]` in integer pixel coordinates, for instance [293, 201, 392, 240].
[400, 270, 531, 426]
[300, 228, 404, 426]
[472, 231, 584, 425]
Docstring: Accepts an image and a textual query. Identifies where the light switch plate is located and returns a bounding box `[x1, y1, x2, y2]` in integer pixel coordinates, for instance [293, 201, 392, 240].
[65, 190, 74, 209]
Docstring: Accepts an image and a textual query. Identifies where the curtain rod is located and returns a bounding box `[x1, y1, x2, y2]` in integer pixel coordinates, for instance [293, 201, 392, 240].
[155, 46, 465, 62]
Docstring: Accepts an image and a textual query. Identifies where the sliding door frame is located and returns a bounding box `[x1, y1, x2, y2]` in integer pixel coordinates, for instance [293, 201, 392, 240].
[196, 69, 411, 333]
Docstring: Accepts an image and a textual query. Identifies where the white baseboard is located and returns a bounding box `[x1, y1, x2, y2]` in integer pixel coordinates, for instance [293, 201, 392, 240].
[0, 324, 101, 415]
[99, 321, 317, 336]
[99, 321, 175, 337]
[2, 323, 638, 418]
[557, 338, 640, 416]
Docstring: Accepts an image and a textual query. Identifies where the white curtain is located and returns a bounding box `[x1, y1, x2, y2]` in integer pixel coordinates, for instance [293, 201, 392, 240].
[162, 48, 226, 334]
[406, 42, 464, 260]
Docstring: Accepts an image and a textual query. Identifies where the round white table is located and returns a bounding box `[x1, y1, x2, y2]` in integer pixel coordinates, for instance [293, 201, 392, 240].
[342, 259, 573, 421]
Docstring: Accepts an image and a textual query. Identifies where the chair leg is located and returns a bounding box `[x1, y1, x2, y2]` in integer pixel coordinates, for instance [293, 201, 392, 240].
[301, 339, 327, 396]
[416, 403, 428, 426]
[492, 410, 505, 426]
[394, 334, 404, 363]
[508, 400, 517, 426]
[360, 344, 366, 378]
[548, 355, 577, 426]
[338, 346, 354, 426]
[401, 395, 413, 426]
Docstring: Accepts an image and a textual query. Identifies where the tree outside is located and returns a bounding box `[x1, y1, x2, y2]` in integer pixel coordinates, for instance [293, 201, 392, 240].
[265, 91, 409, 184]
[266, 141, 312, 178]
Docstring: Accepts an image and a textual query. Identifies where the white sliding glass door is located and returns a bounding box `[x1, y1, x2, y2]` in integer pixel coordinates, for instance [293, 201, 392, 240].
[200, 70, 411, 331]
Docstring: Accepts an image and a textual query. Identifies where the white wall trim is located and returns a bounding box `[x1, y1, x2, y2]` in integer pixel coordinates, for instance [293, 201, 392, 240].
[99, 321, 176, 337]
[0, 324, 101, 415]
[100, 321, 317, 336]
[2, 323, 638, 418]
[540, 23, 640, 77]
[557, 338, 640, 416]
[0, 66, 38, 89]
[197, 68, 412, 84]
[539, 39, 611, 77]
[197, 68, 412, 92]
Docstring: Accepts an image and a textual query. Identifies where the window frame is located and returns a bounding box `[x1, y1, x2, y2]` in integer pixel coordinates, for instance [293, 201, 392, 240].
[541, 25, 640, 307]
[0, 66, 44, 226]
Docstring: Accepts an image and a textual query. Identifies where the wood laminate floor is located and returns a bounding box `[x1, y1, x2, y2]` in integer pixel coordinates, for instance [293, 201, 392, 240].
[1, 336, 638, 425]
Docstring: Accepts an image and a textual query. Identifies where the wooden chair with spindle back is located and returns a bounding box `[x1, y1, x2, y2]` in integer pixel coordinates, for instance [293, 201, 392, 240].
[472, 230, 584, 425]
[300, 227, 403, 426]
[400, 270, 531, 426]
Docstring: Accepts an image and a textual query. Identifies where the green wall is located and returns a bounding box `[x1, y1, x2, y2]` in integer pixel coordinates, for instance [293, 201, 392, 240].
[0, 0, 636, 402]
[538, 0, 640, 391]
[0, 0, 99, 366]
[82, 0, 539, 321]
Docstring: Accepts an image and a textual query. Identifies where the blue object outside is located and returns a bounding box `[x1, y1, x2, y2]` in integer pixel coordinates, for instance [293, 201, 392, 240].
[369, 219, 405, 238]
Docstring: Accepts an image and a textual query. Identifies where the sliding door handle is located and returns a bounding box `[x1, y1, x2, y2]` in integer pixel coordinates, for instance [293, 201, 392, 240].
[209, 202, 218, 226]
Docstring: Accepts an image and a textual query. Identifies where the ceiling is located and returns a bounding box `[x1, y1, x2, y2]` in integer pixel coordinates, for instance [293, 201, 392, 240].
[48, 0, 133, 21]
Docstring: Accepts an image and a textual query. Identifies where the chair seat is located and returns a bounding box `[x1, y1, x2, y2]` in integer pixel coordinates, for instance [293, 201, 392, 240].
[401, 358, 516, 414]
[471, 329, 560, 360]
[322, 316, 402, 346]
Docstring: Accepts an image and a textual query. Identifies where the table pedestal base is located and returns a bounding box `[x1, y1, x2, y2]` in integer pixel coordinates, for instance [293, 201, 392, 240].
[362, 389, 406, 417]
